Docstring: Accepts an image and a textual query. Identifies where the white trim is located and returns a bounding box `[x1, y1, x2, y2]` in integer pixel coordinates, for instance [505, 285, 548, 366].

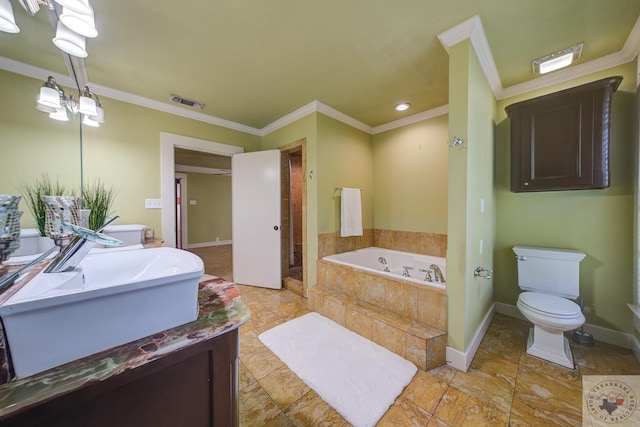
[371, 105, 449, 134]
[315, 100, 372, 134]
[3, 15, 639, 138]
[160, 133, 243, 248]
[499, 50, 636, 100]
[259, 100, 318, 136]
[438, 15, 640, 102]
[186, 240, 232, 249]
[175, 172, 188, 249]
[437, 15, 502, 99]
[175, 164, 232, 176]
[0, 56, 76, 88]
[631, 334, 640, 364]
[446, 303, 496, 372]
[497, 302, 632, 349]
[259, 100, 372, 136]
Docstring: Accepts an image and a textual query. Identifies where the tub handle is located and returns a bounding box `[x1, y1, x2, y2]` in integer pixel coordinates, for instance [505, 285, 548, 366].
[419, 268, 433, 282]
[401, 266, 413, 277]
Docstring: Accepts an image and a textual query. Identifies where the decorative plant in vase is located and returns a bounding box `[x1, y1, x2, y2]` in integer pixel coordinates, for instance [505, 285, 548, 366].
[19, 175, 69, 237]
[82, 178, 116, 231]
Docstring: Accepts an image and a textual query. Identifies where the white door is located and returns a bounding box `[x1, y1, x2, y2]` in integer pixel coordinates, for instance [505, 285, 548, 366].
[232, 150, 282, 289]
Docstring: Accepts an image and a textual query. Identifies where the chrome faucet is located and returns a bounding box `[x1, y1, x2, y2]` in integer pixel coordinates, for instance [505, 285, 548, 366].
[378, 257, 390, 272]
[45, 217, 121, 274]
[430, 264, 445, 283]
[419, 268, 433, 282]
[402, 266, 413, 277]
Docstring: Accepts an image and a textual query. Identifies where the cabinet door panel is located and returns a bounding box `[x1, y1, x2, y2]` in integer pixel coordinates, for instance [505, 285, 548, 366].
[507, 76, 621, 192]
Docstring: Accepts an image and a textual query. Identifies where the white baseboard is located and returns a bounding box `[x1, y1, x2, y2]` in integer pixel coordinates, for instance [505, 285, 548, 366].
[496, 302, 632, 349]
[446, 303, 496, 372]
[186, 240, 232, 249]
[631, 334, 640, 363]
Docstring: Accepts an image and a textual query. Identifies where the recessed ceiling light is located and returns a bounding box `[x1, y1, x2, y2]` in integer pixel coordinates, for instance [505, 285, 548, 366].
[394, 102, 411, 111]
[532, 43, 583, 74]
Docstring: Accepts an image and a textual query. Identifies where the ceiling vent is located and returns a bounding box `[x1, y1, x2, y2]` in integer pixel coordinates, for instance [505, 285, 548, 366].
[169, 94, 205, 110]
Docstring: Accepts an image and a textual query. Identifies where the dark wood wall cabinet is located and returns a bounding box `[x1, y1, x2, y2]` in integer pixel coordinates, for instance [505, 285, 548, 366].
[506, 76, 622, 192]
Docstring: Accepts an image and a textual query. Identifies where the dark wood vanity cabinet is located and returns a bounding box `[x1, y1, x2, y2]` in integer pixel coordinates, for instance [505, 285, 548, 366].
[506, 76, 622, 192]
[0, 329, 240, 427]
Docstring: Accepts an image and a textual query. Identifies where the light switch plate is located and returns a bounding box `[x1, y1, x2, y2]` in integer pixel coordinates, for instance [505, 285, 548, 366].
[145, 199, 162, 209]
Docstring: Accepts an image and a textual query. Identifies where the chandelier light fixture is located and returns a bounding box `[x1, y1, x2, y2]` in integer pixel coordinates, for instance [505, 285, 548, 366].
[0, 0, 98, 57]
[36, 76, 105, 126]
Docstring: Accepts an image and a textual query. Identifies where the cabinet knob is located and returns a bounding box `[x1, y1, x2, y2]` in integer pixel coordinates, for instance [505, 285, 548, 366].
[523, 182, 529, 186]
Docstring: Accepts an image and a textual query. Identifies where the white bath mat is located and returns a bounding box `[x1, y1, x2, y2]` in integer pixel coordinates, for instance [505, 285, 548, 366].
[258, 312, 417, 427]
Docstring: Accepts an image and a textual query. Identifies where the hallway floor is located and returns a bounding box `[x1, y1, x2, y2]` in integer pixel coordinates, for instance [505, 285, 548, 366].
[192, 246, 640, 426]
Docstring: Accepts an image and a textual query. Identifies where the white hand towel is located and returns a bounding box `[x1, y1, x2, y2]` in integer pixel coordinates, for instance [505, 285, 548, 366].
[340, 188, 363, 237]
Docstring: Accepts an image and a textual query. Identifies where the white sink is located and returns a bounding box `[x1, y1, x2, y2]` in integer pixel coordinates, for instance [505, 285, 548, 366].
[0, 247, 204, 378]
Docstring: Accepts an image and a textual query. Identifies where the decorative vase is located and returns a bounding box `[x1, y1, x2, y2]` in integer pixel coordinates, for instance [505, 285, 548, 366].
[42, 195, 82, 247]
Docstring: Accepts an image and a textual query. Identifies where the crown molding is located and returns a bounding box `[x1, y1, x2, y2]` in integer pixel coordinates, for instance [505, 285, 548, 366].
[258, 100, 318, 136]
[437, 15, 502, 99]
[0, 56, 75, 88]
[0, 55, 262, 136]
[439, 15, 640, 102]
[3, 14, 639, 139]
[315, 101, 372, 134]
[372, 104, 449, 134]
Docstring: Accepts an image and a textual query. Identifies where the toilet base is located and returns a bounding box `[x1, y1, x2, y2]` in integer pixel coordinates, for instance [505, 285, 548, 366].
[526, 326, 575, 369]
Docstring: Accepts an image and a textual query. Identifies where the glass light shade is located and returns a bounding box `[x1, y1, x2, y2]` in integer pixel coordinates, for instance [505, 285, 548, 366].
[0, 0, 19, 33]
[36, 101, 57, 113]
[79, 94, 97, 115]
[38, 86, 62, 108]
[89, 105, 104, 123]
[54, 0, 91, 15]
[49, 107, 69, 122]
[60, 6, 97, 38]
[82, 115, 99, 127]
[52, 21, 88, 58]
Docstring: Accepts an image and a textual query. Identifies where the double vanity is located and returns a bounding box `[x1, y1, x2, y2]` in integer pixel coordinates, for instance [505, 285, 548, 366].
[0, 238, 249, 426]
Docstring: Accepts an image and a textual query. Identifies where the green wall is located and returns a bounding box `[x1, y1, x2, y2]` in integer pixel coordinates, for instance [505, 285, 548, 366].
[262, 113, 319, 288]
[372, 114, 449, 233]
[494, 62, 637, 333]
[0, 70, 260, 237]
[447, 40, 497, 352]
[317, 114, 373, 234]
[185, 173, 232, 244]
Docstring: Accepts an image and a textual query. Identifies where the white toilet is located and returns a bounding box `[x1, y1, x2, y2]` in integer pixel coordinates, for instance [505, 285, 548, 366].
[513, 246, 586, 369]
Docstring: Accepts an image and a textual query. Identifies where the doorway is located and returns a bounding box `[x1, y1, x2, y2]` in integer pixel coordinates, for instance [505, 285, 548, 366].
[280, 138, 307, 297]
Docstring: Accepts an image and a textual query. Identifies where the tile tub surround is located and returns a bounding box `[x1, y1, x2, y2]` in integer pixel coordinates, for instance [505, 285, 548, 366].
[373, 229, 447, 258]
[310, 259, 447, 370]
[318, 229, 447, 258]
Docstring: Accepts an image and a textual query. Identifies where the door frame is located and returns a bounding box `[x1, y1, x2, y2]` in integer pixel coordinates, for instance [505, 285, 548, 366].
[280, 138, 307, 296]
[160, 132, 243, 248]
[175, 172, 188, 249]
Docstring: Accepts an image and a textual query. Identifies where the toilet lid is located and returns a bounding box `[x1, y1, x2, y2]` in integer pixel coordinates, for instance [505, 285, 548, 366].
[518, 292, 582, 317]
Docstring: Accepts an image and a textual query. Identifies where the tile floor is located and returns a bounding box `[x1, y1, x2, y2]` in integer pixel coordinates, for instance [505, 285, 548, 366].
[191, 246, 640, 426]
[237, 284, 640, 426]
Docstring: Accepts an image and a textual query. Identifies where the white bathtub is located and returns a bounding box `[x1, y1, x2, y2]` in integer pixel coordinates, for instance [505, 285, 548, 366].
[322, 247, 446, 289]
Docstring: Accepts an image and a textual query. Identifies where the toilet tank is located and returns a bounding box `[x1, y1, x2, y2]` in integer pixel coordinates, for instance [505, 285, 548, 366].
[513, 246, 586, 298]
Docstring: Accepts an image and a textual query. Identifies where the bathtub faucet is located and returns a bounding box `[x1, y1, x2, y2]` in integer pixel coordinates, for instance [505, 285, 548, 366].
[402, 266, 413, 277]
[377, 257, 390, 272]
[430, 264, 445, 283]
[419, 268, 433, 282]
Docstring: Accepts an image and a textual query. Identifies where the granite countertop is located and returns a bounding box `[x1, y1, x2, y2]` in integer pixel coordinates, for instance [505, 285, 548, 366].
[0, 276, 250, 418]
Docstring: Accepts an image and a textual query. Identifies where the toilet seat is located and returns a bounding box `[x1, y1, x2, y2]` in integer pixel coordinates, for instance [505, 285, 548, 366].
[518, 291, 581, 318]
